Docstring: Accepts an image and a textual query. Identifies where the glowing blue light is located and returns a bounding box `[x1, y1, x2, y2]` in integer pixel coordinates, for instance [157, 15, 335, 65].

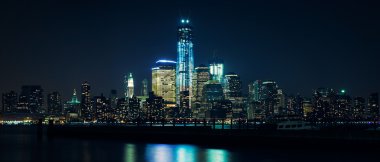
[146, 144, 174, 162]
[186, 20, 189, 23]
[175, 145, 196, 162]
[156, 60, 176, 64]
[181, 19, 185, 23]
[206, 149, 229, 162]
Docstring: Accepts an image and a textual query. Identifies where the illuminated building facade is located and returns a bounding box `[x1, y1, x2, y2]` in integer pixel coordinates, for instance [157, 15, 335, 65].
[224, 73, 245, 118]
[312, 88, 336, 120]
[152, 60, 176, 103]
[124, 74, 128, 98]
[352, 97, 365, 119]
[224, 72, 242, 99]
[109, 89, 118, 110]
[128, 96, 141, 119]
[176, 19, 194, 113]
[115, 98, 128, 122]
[202, 80, 224, 102]
[93, 94, 108, 122]
[209, 57, 224, 84]
[193, 65, 210, 102]
[261, 81, 279, 118]
[47, 91, 62, 115]
[127, 73, 134, 98]
[145, 92, 164, 119]
[336, 90, 351, 119]
[17, 85, 44, 113]
[66, 89, 81, 114]
[251, 80, 263, 102]
[80, 81, 92, 120]
[367, 93, 379, 118]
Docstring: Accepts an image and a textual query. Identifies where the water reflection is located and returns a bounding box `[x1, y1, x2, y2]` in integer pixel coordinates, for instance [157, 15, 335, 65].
[145, 144, 219, 162]
[207, 149, 229, 162]
[176, 145, 197, 162]
[124, 144, 136, 162]
[146, 144, 174, 162]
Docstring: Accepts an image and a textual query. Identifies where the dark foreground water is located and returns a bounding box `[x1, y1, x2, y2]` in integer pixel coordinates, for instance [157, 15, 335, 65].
[0, 127, 378, 162]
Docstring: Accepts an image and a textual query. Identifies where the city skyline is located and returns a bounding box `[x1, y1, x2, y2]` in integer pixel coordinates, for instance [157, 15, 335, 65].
[1, 18, 378, 122]
[1, 1, 380, 161]
[0, 0, 379, 101]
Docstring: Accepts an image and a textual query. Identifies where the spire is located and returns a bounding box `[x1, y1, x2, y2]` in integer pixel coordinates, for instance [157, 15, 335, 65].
[127, 72, 134, 98]
[69, 89, 80, 104]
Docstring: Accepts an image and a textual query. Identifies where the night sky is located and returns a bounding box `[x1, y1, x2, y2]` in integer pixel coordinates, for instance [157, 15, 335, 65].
[0, 0, 379, 101]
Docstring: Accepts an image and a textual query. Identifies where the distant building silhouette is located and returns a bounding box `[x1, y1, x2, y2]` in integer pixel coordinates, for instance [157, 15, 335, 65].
[47, 91, 62, 115]
[2, 91, 18, 113]
[145, 92, 164, 120]
[367, 93, 379, 118]
[81, 81, 92, 121]
[17, 85, 44, 113]
[141, 79, 148, 96]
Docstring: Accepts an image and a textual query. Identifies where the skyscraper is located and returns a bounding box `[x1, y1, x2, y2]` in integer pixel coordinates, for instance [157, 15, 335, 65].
[109, 89, 118, 110]
[66, 89, 81, 115]
[312, 88, 336, 120]
[145, 92, 164, 119]
[261, 81, 279, 118]
[141, 79, 148, 96]
[209, 57, 224, 84]
[2, 91, 18, 113]
[127, 73, 134, 98]
[128, 95, 141, 119]
[124, 74, 128, 98]
[224, 73, 244, 118]
[368, 93, 379, 118]
[202, 80, 224, 102]
[93, 94, 109, 122]
[176, 19, 194, 112]
[251, 80, 263, 102]
[81, 81, 92, 121]
[224, 72, 243, 99]
[353, 97, 365, 120]
[47, 91, 62, 115]
[152, 60, 176, 103]
[193, 65, 210, 102]
[17, 85, 44, 113]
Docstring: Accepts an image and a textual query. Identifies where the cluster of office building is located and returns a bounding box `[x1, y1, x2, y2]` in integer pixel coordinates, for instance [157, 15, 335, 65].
[1, 19, 379, 123]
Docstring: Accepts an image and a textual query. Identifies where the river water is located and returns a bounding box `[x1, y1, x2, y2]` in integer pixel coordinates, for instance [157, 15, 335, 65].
[0, 127, 377, 162]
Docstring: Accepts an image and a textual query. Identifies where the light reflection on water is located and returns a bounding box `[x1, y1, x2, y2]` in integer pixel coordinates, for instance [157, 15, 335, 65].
[0, 128, 377, 162]
[124, 144, 136, 162]
[207, 149, 229, 162]
[124, 144, 230, 162]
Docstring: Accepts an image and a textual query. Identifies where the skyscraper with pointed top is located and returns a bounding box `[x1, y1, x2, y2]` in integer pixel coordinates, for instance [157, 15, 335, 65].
[66, 89, 81, 115]
[176, 18, 194, 115]
[127, 73, 134, 98]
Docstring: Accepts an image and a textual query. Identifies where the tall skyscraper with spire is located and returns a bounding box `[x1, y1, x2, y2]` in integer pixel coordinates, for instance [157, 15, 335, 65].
[176, 18, 194, 115]
[127, 73, 134, 98]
